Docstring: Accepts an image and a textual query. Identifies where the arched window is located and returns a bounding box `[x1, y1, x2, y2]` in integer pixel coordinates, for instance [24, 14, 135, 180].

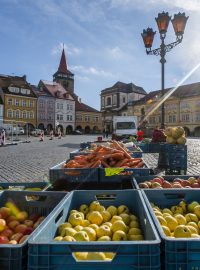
[16, 110, 20, 119]
[29, 112, 33, 119]
[7, 110, 13, 118]
[22, 111, 27, 119]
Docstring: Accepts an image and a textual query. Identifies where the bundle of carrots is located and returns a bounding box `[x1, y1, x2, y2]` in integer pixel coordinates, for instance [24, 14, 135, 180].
[64, 140, 145, 169]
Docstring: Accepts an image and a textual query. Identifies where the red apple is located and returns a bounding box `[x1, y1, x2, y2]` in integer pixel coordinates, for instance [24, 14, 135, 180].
[0, 228, 13, 238]
[15, 224, 27, 234]
[138, 182, 149, 189]
[0, 236, 9, 244]
[162, 181, 172, 188]
[172, 183, 182, 188]
[151, 178, 163, 185]
[8, 220, 20, 230]
[192, 183, 200, 188]
[19, 235, 29, 244]
[173, 178, 183, 184]
[7, 216, 17, 223]
[10, 233, 23, 242]
[16, 211, 28, 222]
[23, 220, 33, 227]
[28, 214, 40, 222]
[0, 207, 11, 219]
[8, 240, 17, 245]
[181, 180, 191, 187]
[24, 227, 34, 235]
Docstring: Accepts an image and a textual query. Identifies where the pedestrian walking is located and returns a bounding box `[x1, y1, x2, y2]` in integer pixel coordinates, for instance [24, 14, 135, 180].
[49, 130, 54, 140]
[58, 128, 62, 139]
[105, 129, 109, 139]
[103, 128, 106, 138]
[39, 130, 44, 142]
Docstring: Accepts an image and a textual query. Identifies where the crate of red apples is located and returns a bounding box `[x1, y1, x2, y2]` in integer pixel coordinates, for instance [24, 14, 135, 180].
[133, 175, 200, 189]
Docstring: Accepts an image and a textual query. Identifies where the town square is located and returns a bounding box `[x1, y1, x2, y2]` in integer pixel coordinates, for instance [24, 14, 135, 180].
[0, 0, 200, 269]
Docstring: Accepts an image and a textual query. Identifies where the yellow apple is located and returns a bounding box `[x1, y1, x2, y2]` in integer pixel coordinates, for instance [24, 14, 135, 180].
[107, 206, 117, 217]
[82, 227, 96, 241]
[185, 213, 198, 224]
[81, 220, 91, 227]
[79, 204, 89, 215]
[89, 201, 100, 211]
[54, 236, 63, 241]
[111, 220, 127, 233]
[74, 252, 88, 261]
[62, 236, 76, 241]
[187, 222, 199, 233]
[58, 222, 72, 234]
[129, 214, 138, 221]
[129, 220, 139, 228]
[87, 211, 103, 226]
[96, 225, 111, 238]
[87, 252, 106, 261]
[68, 213, 83, 227]
[111, 216, 122, 224]
[128, 228, 142, 235]
[174, 225, 191, 238]
[128, 234, 143, 240]
[73, 231, 89, 241]
[119, 213, 130, 225]
[96, 205, 105, 212]
[174, 214, 186, 225]
[60, 227, 77, 237]
[103, 222, 112, 228]
[157, 216, 167, 226]
[97, 236, 111, 241]
[186, 225, 198, 235]
[74, 225, 84, 232]
[171, 206, 183, 215]
[188, 201, 199, 213]
[161, 225, 171, 236]
[117, 205, 129, 215]
[112, 230, 127, 241]
[165, 216, 178, 232]
[89, 224, 99, 231]
[191, 234, 200, 238]
[162, 208, 173, 215]
[101, 211, 111, 222]
[193, 205, 200, 219]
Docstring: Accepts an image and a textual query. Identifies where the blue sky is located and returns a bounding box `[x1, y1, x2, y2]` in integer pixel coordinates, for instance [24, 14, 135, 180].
[0, 0, 200, 110]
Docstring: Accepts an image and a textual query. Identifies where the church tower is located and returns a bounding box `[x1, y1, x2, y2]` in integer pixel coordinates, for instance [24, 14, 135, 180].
[53, 48, 74, 93]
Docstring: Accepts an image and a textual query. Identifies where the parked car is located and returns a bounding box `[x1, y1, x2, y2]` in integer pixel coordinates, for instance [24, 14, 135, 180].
[6, 127, 25, 135]
[31, 129, 42, 136]
[73, 130, 83, 135]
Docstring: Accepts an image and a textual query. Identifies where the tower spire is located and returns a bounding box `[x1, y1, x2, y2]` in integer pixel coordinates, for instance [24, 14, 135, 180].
[58, 47, 68, 74]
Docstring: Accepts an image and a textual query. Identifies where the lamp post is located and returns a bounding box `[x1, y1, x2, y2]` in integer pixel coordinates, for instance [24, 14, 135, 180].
[141, 12, 188, 129]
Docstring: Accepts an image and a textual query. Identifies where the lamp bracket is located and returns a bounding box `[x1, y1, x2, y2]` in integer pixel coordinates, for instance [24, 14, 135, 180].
[146, 36, 182, 56]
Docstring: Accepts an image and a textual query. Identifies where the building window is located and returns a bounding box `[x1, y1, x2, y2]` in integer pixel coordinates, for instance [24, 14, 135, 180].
[29, 101, 33, 107]
[16, 110, 20, 119]
[22, 100, 26, 107]
[57, 103, 59, 109]
[29, 112, 33, 119]
[40, 101, 44, 108]
[196, 113, 200, 121]
[8, 98, 12, 105]
[181, 114, 190, 122]
[60, 103, 63, 110]
[169, 115, 176, 123]
[94, 116, 99, 122]
[113, 95, 117, 105]
[70, 104, 73, 110]
[57, 114, 63, 121]
[76, 115, 82, 121]
[7, 110, 13, 118]
[106, 97, 111, 106]
[48, 101, 53, 108]
[122, 97, 126, 103]
[48, 114, 53, 120]
[22, 111, 27, 119]
[85, 116, 90, 122]
[15, 99, 19, 106]
[67, 115, 72, 121]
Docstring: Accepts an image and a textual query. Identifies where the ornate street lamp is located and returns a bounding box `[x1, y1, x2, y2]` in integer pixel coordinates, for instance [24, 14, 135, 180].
[141, 12, 188, 129]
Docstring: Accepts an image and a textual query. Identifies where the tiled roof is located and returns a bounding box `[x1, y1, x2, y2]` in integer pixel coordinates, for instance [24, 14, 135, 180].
[40, 80, 74, 100]
[31, 85, 53, 98]
[101, 81, 147, 95]
[0, 75, 37, 98]
[129, 82, 200, 106]
[75, 100, 100, 113]
[54, 49, 73, 76]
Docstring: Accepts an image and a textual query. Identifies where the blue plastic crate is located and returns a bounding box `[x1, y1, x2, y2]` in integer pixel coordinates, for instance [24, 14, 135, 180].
[142, 189, 200, 270]
[137, 143, 149, 153]
[0, 182, 50, 191]
[164, 144, 187, 153]
[0, 190, 68, 270]
[133, 175, 200, 189]
[49, 160, 99, 185]
[148, 143, 163, 153]
[28, 189, 160, 270]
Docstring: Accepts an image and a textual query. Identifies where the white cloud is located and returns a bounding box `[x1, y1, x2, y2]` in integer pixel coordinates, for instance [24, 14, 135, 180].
[107, 46, 123, 59]
[51, 43, 81, 56]
[71, 65, 114, 77]
[110, 0, 200, 11]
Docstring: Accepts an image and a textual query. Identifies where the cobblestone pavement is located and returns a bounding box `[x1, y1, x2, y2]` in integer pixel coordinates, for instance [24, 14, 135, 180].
[0, 137, 199, 182]
[0, 135, 98, 182]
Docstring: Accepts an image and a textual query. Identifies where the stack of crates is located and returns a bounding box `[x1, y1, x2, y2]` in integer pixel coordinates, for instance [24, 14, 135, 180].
[165, 144, 187, 174]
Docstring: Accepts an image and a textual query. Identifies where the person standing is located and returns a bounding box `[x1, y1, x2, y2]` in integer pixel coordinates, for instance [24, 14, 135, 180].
[1, 129, 5, 146]
[49, 130, 54, 140]
[39, 130, 44, 142]
[136, 127, 144, 141]
[105, 129, 109, 139]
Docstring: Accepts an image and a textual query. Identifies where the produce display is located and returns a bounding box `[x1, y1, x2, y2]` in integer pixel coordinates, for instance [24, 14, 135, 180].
[165, 126, 186, 145]
[152, 200, 200, 238]
[151, 128, 166, 143]
[64, 140, 145, 169]
[54, 200, 143, 260]
[138, 176, 200, 189]
[0, 201, 45, 244]
[0, 186, 44, 191]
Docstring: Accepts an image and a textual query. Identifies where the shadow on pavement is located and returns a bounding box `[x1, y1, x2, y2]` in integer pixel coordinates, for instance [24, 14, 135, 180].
[58, 143, 80, 148]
